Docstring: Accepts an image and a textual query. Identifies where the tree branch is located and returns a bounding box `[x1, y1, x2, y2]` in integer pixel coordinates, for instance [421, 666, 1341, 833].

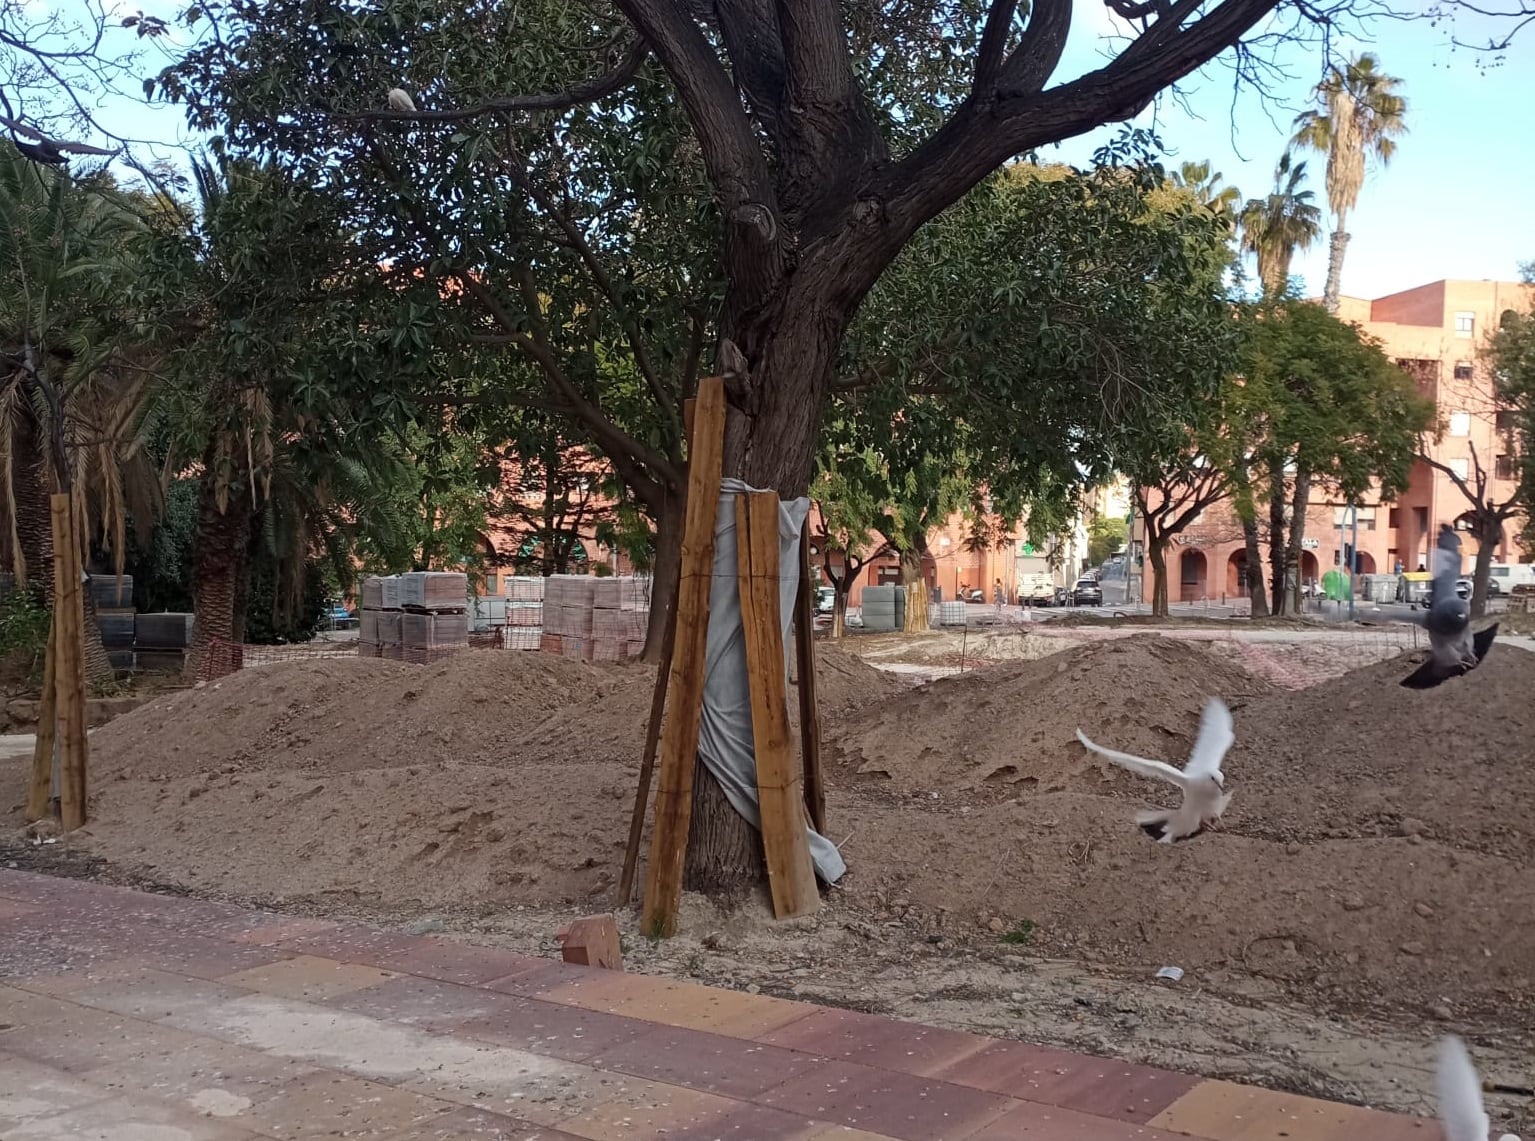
[996, 0, 1074, 95]
[973, 0, 1020, 97]
[338, 43, 649, 124]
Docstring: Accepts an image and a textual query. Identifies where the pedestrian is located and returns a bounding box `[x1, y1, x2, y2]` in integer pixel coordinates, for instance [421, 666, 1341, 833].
[993, 579, 1004, 611]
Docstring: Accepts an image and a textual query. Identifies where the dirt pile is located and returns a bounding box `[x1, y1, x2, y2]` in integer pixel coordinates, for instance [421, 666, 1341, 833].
[830, 641, 1535, 1019]
[1231, 644, 1535, 858]
[826, 635, 1270, 797]
[28, 643, 900, 909]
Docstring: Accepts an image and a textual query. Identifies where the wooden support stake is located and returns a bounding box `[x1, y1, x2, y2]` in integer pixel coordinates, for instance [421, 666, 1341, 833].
[617, 404, 694, 908]
[641, 378, 727, 937]
[793, 526, 826, 836]
[25, 610, 58, 823]
[737, 491, 819, 920]
[52, 494, 88, 831]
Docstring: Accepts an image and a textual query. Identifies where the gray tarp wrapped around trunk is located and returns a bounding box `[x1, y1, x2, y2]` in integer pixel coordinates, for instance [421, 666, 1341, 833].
[695, 479, 847, 885]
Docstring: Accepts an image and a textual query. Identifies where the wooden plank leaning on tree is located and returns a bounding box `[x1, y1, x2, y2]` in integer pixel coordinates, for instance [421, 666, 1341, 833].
[640, 377, 726, 937]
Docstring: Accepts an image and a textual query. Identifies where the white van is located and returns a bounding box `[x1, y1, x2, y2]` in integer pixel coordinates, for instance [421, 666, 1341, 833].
[1486, 563, 1535, 595]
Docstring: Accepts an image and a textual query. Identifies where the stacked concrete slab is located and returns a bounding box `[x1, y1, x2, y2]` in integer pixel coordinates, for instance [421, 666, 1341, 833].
[540, 574, 648, 662]
[359, 572, 468, 661]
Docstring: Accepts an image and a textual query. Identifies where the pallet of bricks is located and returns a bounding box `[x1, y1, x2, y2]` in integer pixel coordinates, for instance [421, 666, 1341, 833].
[503, 576, 544, 650]
[358, 572, 469, 662]
[540, 574, 648, 662]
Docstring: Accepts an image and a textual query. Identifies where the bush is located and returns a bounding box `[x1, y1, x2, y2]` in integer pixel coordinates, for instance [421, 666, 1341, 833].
[0, 588, 52, 683]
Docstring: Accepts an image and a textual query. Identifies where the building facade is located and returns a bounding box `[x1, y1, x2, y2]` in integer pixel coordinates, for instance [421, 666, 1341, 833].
[1134, 279, 1532, 605]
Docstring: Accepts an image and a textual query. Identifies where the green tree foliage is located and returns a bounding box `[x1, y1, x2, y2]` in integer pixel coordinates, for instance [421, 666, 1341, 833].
[1484, 268, 1535, 559]
[1241, 301, 1433, 613]
[823, 156, 1242, 620]
[1087, 514, 1128, 568]
[136, 153, 436, 673]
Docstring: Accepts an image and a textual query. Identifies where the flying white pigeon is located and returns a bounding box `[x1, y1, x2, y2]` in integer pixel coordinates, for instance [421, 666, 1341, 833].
[1076, 697, 1234, 843]
[1401, 525, 1498, 690]
[1437, 1035, 1521, 1141]
[386, 88, 417, 113]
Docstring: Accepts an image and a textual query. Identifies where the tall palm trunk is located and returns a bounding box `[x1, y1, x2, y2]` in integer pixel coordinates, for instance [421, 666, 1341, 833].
[184, 468, 255, 682]
[1322, 224, 1351, 314]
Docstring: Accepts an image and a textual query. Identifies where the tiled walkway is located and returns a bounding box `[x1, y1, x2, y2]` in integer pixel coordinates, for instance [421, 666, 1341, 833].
[0, 871, 1433, 1140]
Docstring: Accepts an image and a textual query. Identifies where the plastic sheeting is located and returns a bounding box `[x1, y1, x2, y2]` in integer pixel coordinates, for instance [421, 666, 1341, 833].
[695, 479, 847, 885]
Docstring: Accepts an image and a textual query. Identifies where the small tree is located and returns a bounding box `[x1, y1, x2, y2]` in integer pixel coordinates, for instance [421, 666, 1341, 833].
[1419, 440, 1519, 617]
[812, 442, 889, 639]
[1087, 513, 1128, 567]
[1485, 269, 1535, 555]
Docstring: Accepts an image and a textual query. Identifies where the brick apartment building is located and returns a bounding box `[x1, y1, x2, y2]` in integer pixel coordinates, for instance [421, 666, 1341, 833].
[1132, 279, 1532, 604]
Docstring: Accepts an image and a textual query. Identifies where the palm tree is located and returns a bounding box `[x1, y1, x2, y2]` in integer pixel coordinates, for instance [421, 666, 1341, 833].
[1291, 53, 1408, 313]
[1171, 161, 1242, 218]
[0, 144, 161, 682]
[1239, 153, 1323, 300]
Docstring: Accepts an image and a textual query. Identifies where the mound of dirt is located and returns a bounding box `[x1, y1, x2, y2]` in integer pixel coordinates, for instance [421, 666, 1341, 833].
[825, 635, 1270, 798]
[1230, 643, 1535, 859]
[830, 640, 1535, 1019]
[29, 642, 901, 909]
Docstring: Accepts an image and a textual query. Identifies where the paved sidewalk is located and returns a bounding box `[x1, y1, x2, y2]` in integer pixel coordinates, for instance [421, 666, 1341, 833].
[0, 871, 1434, 1140]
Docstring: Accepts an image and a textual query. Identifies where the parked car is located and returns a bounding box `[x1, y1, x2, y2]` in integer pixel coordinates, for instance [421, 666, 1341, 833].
[1071, 577, 1103, 606]
[326, 603, 356, 628]
[815, 585, 835, 615]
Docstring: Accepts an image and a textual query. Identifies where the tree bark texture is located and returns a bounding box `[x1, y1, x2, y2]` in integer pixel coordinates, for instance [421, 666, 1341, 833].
[1284, 466, 1312, 615]
[899, 544, 929, 633]
[1241, 514, 1269, 617]
[641, 489, 684, 662]
[185, 473, 256, 682]
[1322, 228, 1350, 315]
[1148, 537, 1170, 617]
[1267, 460, 1289, 616]
[1469, 515, 1504, 619]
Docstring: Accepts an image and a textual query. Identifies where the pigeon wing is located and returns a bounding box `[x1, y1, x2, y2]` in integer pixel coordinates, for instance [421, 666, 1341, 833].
[1400, 658, 1455, 690]
[53, 140, 119, 156]
[1474, 623, 1499, 664]
[1437, 1036, 1493, 1141]
[1076, 730, 1189, 788]
[1185, 698, 1234, 779]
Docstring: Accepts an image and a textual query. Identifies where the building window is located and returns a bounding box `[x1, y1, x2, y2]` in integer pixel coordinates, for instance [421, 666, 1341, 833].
[1453, 361, 1474, 381]
[1454, 311, 1475, 337]
[484, 573, 498, 594]
[1449, 410, 1472, 437]
[1388, 507, 1402, 529]
[1496, 454, 1518, 481]
[1449, 457, 1470, 480]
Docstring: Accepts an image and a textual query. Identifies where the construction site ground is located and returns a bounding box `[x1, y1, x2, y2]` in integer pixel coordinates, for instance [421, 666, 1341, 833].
[2, 617, 1531, 1136]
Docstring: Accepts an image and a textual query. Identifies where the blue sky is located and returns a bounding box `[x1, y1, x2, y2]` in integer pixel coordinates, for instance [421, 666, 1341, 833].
[76, 1, 1534, 300]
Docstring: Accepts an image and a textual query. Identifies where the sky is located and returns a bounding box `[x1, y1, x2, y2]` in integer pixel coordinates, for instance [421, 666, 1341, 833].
[50, 0, 1535, 302]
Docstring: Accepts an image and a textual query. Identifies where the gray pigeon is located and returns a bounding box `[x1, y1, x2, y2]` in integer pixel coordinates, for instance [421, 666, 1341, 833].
[0, 115, 120, 166]
[1401, 525, 1497, 690]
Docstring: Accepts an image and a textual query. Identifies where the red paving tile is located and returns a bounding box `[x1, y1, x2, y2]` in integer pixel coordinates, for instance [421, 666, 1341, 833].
[589, 1024, 824, 1097]
[0, 869, 1442, 1141]
[936, 1040, 1201, 1123]
[762, 1006, 992, 1076]
[753, 1058, 1016, 1140]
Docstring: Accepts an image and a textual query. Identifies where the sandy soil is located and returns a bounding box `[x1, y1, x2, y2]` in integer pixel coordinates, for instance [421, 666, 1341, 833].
[3, 629, 1532, 1132]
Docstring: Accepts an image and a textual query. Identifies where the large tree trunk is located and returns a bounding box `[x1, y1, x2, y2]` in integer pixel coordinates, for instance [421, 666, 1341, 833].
[1469, 514, 1502, 619]
[1284, 466, 1313, 615]
[899, 544, 930, 633]
[1267, 460, 1289, 616]
[1322, 228, 1350, 315]
[1147, 535, 1171, 617]
[683, 302, 851, 901]
[641, 487, 684, 662]
[184, 473, 255, 682]
[1241, 514, 1269, 617]
[832, 584, 848, 639]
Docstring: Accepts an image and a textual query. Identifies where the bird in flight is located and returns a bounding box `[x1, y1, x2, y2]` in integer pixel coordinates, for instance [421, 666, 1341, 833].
[0, 115, 119, 167]
[1076, 697, 1234, 843]
[1437, 1035, 1520, 1141]
[1401, 525, 1498, 690]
